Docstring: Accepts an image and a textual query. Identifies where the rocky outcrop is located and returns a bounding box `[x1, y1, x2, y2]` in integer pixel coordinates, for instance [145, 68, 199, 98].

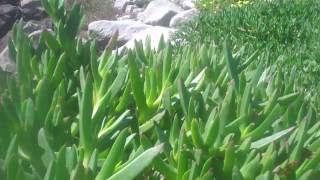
[94, 0, 197, 50]
[120, 26, 176, 50]
[22, 18, 52, 34]
[114, 0, 145, 13]
[0, 0, 20, 6]
[0, 47, 15, 73]
[0, 3, 20, 71]
[114, 0, 127, 11]
[0, 0, 199, 72]
[0, 31, 11, 53]
[0, 4, 21, 38]
[137, 0, 182, 27]
[124, 5, 144, 17]
[88, 20, 151, 47]
[0, 0, 48, 39]
[21, 0, 47, 20]
[170, 8, 199, 27]
[170, 0, 195, 9]
[0, 19, 52, 72]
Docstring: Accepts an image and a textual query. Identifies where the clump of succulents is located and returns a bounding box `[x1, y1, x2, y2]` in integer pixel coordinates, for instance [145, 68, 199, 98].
[0, 0, 320, 179]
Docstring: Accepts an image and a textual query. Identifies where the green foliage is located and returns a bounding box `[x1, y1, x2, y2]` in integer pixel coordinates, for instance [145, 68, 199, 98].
[195, 0, 253, 10]
[175, 0, 320, 99]
[1, 0, 320, 179]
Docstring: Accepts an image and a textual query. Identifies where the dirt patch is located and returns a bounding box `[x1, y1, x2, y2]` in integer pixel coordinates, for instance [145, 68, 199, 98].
[66, 0, 117, 24]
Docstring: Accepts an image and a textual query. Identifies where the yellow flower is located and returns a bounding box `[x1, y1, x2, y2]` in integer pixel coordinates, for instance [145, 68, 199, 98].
[234, 0, 250, 7]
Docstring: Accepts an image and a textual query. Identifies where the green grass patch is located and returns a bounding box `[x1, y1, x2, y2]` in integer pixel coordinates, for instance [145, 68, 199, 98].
[175, 0, 320, 95]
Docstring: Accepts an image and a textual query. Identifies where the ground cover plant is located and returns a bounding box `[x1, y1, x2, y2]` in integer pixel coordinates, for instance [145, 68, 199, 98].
[195, 0, 253, 10]
[175, 0, 320, 105]
[1, 0, 320, 179]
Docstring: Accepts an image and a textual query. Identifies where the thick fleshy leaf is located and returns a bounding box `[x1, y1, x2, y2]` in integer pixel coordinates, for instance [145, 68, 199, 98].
[96, 130, 128, 180]
[108, 144, 163, 180]
[251, 127, 295, 149]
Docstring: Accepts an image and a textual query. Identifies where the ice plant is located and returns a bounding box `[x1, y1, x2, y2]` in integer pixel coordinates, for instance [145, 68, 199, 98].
[0, 0, 320, 179]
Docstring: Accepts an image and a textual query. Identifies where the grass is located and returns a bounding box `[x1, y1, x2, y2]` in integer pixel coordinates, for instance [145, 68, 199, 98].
[174, 0, 320, 97]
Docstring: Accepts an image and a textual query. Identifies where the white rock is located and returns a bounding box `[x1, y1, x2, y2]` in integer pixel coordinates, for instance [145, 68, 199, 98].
[114, 0, 128, 11]
[117, 15, 132, 21]
[169, 0, 195, 9]
[114, 0, 145, 12]
[117, 15, 133, 21]
[120, 26, 176, 50]
[180, 0, 195, 9]
[137, 0, 183, 27]
[88, 20, 152, 45]
[170, 8, 199, 28]
[21, 0, 35, 6]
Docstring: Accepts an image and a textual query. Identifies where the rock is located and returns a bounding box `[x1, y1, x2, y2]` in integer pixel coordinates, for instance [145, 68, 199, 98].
[22, 18, 53, 34]
[170, 0, 195, 9]
[0, 19, 51, 73]
[0, 47, 15, 73]
[170, 8, 199, 27]
[120, 26, 176, 50]
[29, 29, 55, 48]
[114, 0, 128, 11]
[0, 17, 54, 73]
[132, 7, 144, 14]
[114, 0, 145, 12]
[0, 0, 20, 6]
[0, 31, 12, 72]
[0, 4, 21, 38]
[21, 0, 36, 6]
[122, 5, 144, 19]
[180, 0, 195, 9]
[21, 0, 47, 21]
[0, 31, 11, 53]
[23, 19, 53, 48]
[88, 20, 151, 47]
[117, 15, 133, 21]
[23, 21, 41, 34]
[124, 5, 136, 14]
[137, 0, 182, 27]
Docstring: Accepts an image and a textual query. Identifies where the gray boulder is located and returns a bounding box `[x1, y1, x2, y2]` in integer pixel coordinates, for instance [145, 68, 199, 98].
[23, 19, 53, 48]
[169, 8, 199, 28]
[180, 0, 195, 9]
[88, 20, 151, 47]
[0, 47, 15, 73]
[22, 18, 53, 34]
[0, 32, 12, 74]
[114, 0, 127, 11]
[122, 5, 144, 19]
[0, 4, 21, 38]
[137, 0, 182, 27]
[0, 0, 20, 6]
[21, 0, 47, 21]
[117, 15, 133, 21]
[170, 0, 195, 9]
[0, 30, 11, 54]
[120, 26, 176, 50]
[0, 19, 53, 73]
[114, 0, 145, 12]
